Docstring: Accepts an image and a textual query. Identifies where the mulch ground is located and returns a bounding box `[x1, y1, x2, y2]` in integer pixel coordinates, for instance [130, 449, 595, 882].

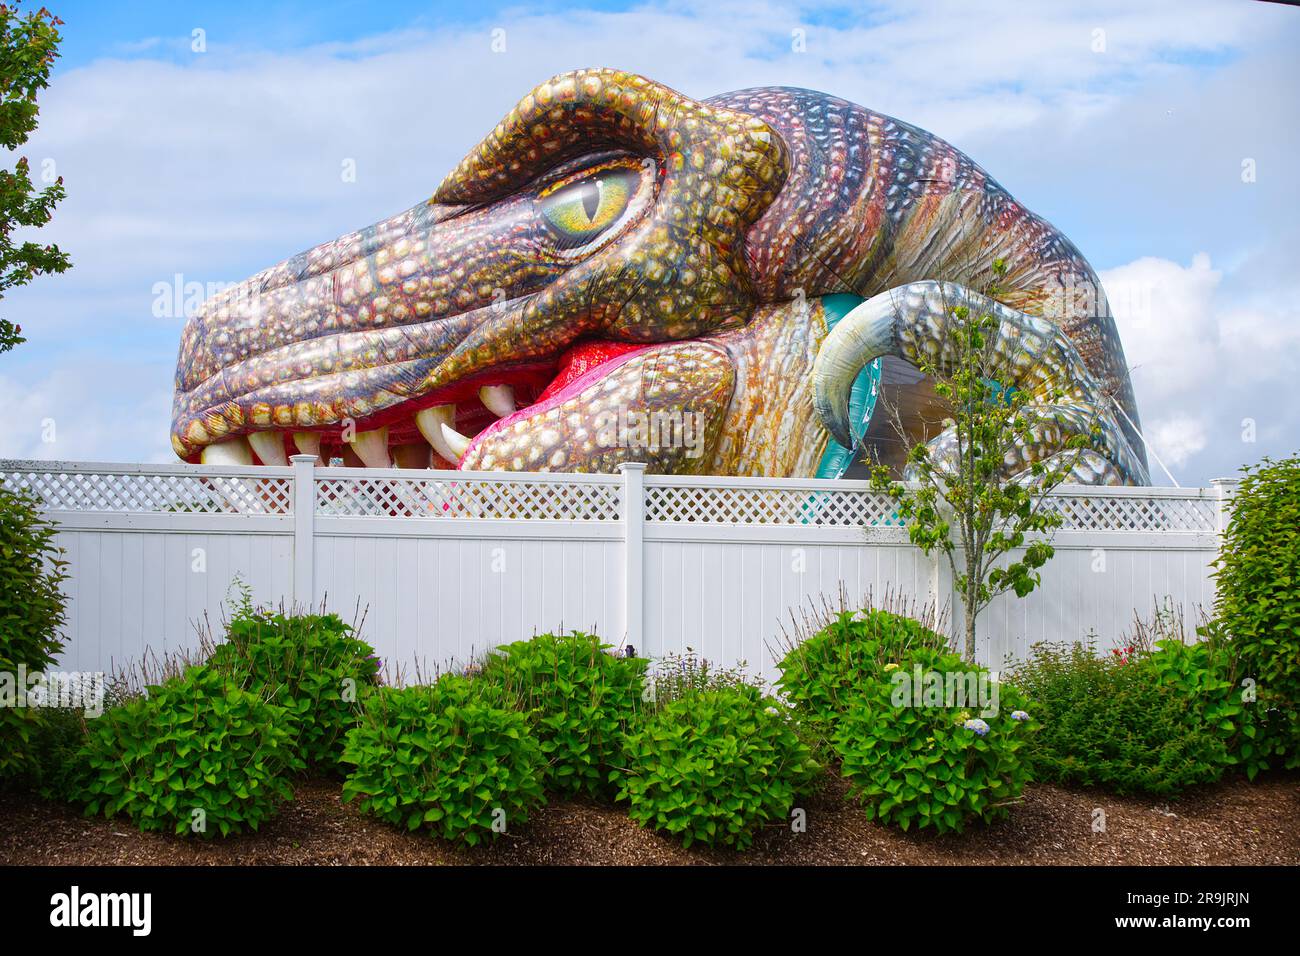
[2, 772, 1296, 866]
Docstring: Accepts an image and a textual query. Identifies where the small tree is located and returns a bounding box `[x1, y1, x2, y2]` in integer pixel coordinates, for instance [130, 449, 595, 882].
[0, 3, 70, 356]
[869, 261, 1100, 661]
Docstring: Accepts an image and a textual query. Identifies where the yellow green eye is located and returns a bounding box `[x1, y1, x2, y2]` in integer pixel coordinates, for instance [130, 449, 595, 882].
[539, 169, 638, 245]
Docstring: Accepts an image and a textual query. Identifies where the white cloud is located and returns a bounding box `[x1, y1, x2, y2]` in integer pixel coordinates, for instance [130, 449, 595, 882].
[0, 362, 174, 463]
[1102, 252, 1300, 483]
[1149, 415, 1209, 470]
[1102, 253, 1222, 402]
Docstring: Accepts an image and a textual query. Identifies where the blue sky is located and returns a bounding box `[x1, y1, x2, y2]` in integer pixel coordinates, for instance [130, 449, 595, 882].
[51, 1, 591, 66]
[3, 0, 1297, 483]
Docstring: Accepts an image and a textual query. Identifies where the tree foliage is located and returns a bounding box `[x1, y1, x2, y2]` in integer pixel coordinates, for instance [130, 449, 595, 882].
[0, 4, 70, 356]
[869, 261, 1098, 660]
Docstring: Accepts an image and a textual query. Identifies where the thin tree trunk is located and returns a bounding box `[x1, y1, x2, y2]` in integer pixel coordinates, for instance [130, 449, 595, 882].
[964, 599, 977, 662]
[963, 548, 979, 662]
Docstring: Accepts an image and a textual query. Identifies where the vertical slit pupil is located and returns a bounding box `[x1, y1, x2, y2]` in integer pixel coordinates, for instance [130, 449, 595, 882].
[579, 181, 601, 221]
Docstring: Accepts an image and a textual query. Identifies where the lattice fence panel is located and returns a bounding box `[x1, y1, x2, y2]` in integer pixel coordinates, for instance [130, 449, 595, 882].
[0, 466, 292, 515]
[644, 484, 900, 526]
[1045, 493, 1216, 532]
[0, 458, 1220, 532]
[644, 483, 1216, 531]
[315, 475, 623, 521]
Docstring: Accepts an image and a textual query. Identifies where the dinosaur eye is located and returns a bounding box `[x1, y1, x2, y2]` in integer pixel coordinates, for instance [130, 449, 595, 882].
[539, 167, 640, 247]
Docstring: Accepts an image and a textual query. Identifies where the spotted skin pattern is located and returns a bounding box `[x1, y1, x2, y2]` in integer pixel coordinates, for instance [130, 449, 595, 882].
[859, 282, 1145, 484]
[171, 69, 1147, 485]
[460, 343, 734, 474]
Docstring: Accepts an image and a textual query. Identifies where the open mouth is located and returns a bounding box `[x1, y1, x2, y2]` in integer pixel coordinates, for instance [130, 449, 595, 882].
[189, 339, 655, 470]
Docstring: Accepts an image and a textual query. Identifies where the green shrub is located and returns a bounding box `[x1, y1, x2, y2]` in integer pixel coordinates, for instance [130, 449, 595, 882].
[207, 608, 380, 772]
[834, 648, 1036, 833]
[341, 676, 546, 845]
[618, 682, 821, 849]
[776, 609, 947, 739]
[4, 678, 131, 801]
[1009, 641, 1228, 795]
[20, 705, 90, 799]
[71, 666, 297, 837]
[481, 631, 645, 797]
[1145, 631, 1290, 781]
[1212, 454, 1300, 767]
[0, 486, 69, 781]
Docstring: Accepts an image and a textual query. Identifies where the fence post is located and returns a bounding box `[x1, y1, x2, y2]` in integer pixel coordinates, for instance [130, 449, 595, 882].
[291, 454, 316, 609]
[1210, 477, 1239, 535]
[619, 462, 646, 655]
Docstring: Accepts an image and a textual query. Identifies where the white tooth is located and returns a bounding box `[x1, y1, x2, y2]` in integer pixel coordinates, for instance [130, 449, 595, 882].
[440, 422, 471, 460]
[293, 432, 321, 460]
[416, 405, 462, 462]
[201, 437, 253, 466]
[348, 427, 390, 468]
[479, 384, 516, 417]
[248, 432, 287, 466]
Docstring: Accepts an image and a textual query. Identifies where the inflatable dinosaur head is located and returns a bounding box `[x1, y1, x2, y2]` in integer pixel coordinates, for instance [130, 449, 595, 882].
[172, 68, 1148, 484]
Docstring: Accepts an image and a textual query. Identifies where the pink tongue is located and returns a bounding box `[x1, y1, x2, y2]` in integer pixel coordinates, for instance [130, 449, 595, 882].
[535, 340, 649, 403]
[460, 339, 654, 466]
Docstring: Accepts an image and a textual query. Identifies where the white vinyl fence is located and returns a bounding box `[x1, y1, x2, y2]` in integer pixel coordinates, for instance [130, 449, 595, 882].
[1, 457, 1234, 681]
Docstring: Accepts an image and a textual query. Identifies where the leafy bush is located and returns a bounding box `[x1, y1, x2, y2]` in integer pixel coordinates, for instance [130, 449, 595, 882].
[618, 682, 820, 849]
[481, 631, 645, 796]
[776, 609, 947, 738]
[5, 679, 130, 801]
[341, 675, 546, 845]
[1143, 633, 1281, 780]
[71, 666, 297, 837]
[0, 486, 69, 781]
[834, 648, 1036, 833]
[207, 608, 380, 772]
[18, 705, 91, 799]
[642, 648, 752, 708]
[1212, 454, 1300, 767]
[1009, 641, 1228, 795]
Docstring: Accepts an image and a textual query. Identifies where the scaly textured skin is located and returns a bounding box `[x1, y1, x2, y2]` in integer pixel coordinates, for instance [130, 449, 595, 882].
[171, 68, 1148, 485]
[813, 282, 1144, 485]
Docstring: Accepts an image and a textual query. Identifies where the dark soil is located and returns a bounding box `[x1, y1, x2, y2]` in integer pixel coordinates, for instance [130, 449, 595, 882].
[2, 772, 1296, 866]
